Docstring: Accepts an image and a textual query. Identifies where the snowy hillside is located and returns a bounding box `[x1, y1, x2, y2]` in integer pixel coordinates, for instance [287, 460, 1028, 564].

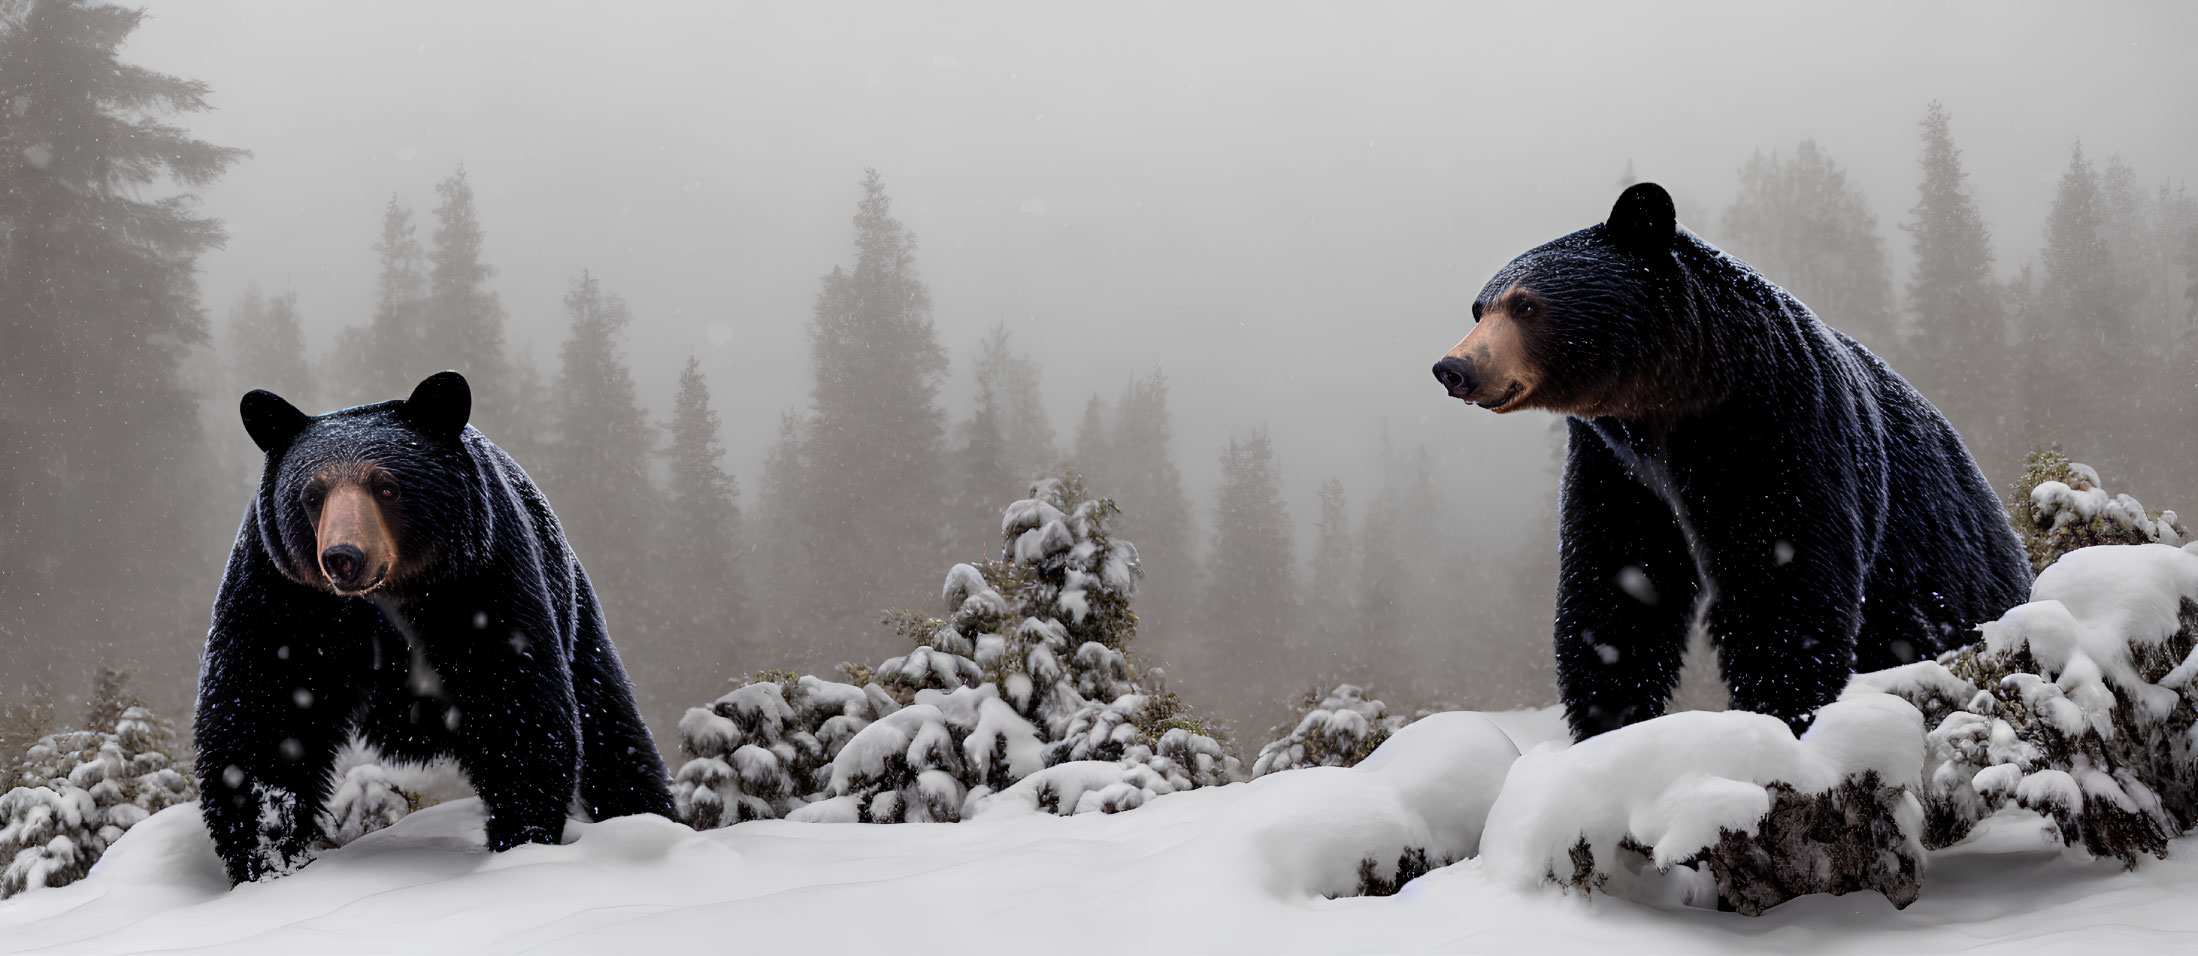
[7, 471, 2198, 951]
[3, 703, 2196, 953]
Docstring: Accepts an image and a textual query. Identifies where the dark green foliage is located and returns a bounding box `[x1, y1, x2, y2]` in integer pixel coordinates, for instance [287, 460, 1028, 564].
[1689, 775, 1923, 916]
[2007, 447, 2185, 573]
[676, 476, 1238, 827]
[1252, 683, 1405, 777]
[1720, 140, 1899, 354]
[1879, 598, 2195, 868]
[0, 0, 247, 707]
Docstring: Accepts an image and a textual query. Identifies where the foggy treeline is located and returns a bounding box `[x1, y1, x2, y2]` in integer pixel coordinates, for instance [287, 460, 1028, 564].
[3, 1, 2196, 752]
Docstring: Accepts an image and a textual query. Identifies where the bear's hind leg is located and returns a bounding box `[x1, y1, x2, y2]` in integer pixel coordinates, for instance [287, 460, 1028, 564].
[570, 567, 674, 821]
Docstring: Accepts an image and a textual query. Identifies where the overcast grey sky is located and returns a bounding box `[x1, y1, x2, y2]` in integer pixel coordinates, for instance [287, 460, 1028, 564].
[130, 0, 2198, 539]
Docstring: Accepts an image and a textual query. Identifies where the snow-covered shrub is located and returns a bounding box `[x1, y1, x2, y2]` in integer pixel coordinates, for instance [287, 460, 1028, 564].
[2012, 448, 2186, 573]
[674, 476, 1241, 827]
[0, 695, 55, 791]
[0, 704, 196, 898]
[313, 748, 472, 848]
[674, 673, 900, 827]
[1251, 684, 1408, 777]
[1479, 695, 1928, 915]
[1851, 541, 2198, 866]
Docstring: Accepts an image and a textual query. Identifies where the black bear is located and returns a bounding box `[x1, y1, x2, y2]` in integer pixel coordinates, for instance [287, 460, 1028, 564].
[1432, 183, 2032, 741]
[195, 371, 674, 884]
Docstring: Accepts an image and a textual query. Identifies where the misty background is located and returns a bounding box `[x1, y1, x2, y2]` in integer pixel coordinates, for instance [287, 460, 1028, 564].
[4, 1, 2195, 753]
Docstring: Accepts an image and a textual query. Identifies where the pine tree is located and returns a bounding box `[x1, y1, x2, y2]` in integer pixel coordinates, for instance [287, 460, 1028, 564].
[778, 169, 952, 664]
[1902, 103, 2013, 482]
[661, 355, 750, 726]
[1104, 369, 1198, 688]
[0, 0, 247, 697]
[2034, 143, 2132, 475]
[2005, 263, 2048, 449]
[216, 285, 310, 491]
[1721, 140, 1900, 353]
[980, 327, 1057, 478]
[497, 342, 554, 468]
[1069, 393, 1111, 489]
[227, 286, 312, 406]
[544, 271, 665, 725]
[1304, 477, 1357, 678]
[1353, 438, 1445, 703]
[754, 410, 809, 662]
[423, 166, 511, 429]
[1200, 427, 1299, 730]
[953, 324, 1056, 559]
[363, 195, 427, 399]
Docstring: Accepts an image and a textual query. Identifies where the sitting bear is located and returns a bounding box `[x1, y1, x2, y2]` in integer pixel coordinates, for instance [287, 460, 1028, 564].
[1432, 183, 2032, 741]
[195, 371, 673, 884]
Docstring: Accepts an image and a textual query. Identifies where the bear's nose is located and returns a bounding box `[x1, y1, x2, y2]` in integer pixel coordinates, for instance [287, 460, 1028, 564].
[321, 544, 366, 587]
[1433, 356, 1478, 398]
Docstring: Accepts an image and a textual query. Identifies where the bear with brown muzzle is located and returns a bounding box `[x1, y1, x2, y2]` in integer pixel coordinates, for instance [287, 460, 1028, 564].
[195, 371, 674, 884]
[1435, 183, 2031, 742]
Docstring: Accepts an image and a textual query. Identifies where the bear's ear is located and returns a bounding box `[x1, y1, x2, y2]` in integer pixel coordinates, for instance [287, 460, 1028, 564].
[399, 370, 472, 440]
[1607, 182, 1677, 253]
[240, 390, 310, 453]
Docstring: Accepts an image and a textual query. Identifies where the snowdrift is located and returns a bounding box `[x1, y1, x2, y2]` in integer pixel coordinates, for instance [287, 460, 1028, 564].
[4, 703, 2196, 953]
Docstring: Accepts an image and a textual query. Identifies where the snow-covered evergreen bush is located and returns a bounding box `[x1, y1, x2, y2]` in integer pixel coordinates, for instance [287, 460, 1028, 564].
[1252, 684, 1408, 777]
[674, 477, 1241, 826]
[2012, 448, 2186, 573]
[312, 749, 472, 848]
[0, 704, 195, 898]
[1480, 695, 1929, 915]
[1852, 541, 2198, 866]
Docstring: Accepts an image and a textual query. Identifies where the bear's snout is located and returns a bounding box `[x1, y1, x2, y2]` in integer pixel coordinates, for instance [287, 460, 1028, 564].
[1433, 356, 1477, 399]
[313, 479, 397, 594]
[321, 544, 368, 589]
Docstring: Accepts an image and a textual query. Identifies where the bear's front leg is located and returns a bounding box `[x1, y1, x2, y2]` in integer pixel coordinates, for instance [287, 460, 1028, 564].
[406, 590, 579, 850]
[1553, 421, 1704, 740]
[1689, 490, 1867, 736]
[195, 538, 369, 883]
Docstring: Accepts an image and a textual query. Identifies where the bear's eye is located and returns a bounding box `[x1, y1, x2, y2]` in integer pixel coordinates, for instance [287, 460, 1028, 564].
[376, 486, 398, 501]
[302, 490, 323, 509]
[1514, 299, 1538, 319]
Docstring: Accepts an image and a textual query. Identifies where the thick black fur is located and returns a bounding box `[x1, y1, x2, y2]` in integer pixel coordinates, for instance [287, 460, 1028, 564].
[1480, 183, 2032, 741]
[195, 371, 673, 884]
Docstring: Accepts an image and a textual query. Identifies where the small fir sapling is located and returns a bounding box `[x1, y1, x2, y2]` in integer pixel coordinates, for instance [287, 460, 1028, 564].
[1252, 684, 1409, 777]
[2010, 447, 2186, 572]
[672, 476, 1240, 827]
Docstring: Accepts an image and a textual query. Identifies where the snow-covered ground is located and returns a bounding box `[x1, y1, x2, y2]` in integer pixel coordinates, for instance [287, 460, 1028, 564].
[5, 704, 2195, 954]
